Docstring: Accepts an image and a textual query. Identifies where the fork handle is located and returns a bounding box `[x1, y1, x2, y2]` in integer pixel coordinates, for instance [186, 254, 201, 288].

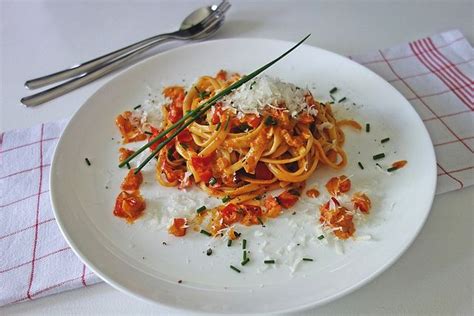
[24, 32, 173, 90]
[21, 37, 173, 107]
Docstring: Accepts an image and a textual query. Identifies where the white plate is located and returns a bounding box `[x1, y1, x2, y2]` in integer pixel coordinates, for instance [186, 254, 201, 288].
[50, 38, 436, 314]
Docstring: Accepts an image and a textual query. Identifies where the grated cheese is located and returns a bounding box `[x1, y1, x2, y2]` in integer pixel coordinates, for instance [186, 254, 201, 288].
[221, 75, 315, 117]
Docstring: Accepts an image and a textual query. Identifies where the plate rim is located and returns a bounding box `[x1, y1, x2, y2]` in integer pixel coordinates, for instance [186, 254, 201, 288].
[50, 37, 437, 314]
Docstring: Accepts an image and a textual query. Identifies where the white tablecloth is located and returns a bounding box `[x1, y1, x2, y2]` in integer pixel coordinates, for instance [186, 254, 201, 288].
[2, 0, 472, 314]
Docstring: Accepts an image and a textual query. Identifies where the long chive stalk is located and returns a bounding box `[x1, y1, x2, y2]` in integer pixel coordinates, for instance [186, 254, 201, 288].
[121, 34, 311, 173]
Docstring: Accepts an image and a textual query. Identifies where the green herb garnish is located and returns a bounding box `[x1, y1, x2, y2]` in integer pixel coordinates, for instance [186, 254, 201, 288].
[222, 196, 231, 203]
[373, 153, 385, 160]
[330, 87, 338, 94]
[387, 166, 398, 172]
[196, 206, 207, 213]
[126, 162, 131, 169]
[242, 239, 247, 249]
[230, 265, 241, 273]
[366, 123, 370, 133]
[264, 260, 275, 264]
[85, 158, 91, 166]
[302, 258, 314, 262]
[200, 229, 212, 237]
[381, 137, 390, 143]
[227, 239, 232, 247]
[241, 258, 250, 266]
[206, 248, 213, 256]
[264, 116, 278, 126]
[144, 131, 153, 135]
[243, 250, 247, 261]
[317, 235, 325, 240]
[209, 177, 217, 186]
[133, 104, 142, 110]
[216, 122, 221, 130]
[338, 97, 346, 103]
[358, 162, 364, 170]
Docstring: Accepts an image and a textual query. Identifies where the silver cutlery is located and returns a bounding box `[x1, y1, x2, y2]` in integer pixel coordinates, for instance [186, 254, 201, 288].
[21, 1, 231, 107]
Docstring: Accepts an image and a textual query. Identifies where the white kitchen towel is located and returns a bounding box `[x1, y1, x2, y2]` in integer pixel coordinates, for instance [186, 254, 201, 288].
[0, 29, 472, 306]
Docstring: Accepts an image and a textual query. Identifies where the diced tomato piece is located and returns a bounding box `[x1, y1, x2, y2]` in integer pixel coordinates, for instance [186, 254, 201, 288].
[113, 191, 146, 223]
[121, 169, 143, 191]
[306, 189, 320, 198]
[319, 201, 355, 240]
[163, 87, 185, 123]
[115, 111, 147, 143]
[190, 153, 215, 183]
[216, 70, 228, 81]
[351, 193, 371, 214]
[118, 147, 135, 163]
[264, 196, 282, 218]
[277, 189, 300, 208]
[168, 218, 187, 237]
[392, 160, 408, 169]
[254, 162, 273, 180]
[220, 203, 242, 225]
[246, 115, 262, 128]
[211, 103, 223, 124]
[177, 128, 193, 143]
[148, 126, 166, 151]
[325, 175, 351, 196]
[298, 112, 314, 124]
[240, 204, 263, 226]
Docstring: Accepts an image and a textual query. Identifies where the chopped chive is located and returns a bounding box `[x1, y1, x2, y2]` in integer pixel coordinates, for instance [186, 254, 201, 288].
[264, 260, 275, 264]
[330, 94, 335, 101]
[133, 104, 142, 110]
[222, 196, 231, 203]
[373, 153, 385, 160]
[85, 158, 91, 166]
[200, 229, 212, 237]
[227, 239, 232, 247]
[366, 123, 370, 132]
[224, 116, 231, 130]
[317, 235, 325, 240]
[264, 116, 278, 126]
[215, 122, 221, 130]
[338, 97, 346, 103]
[167, 148, 174, 160]
[330, 87, 338, 94]
[381, 137, 390, 143]
[242, 239, 247, 249]
[387, 166, 398, 172]
[230, 265, 241, 273]
[358, 162, 364, 170]
[302, 258, 314, 262]
[126, 162, 131, 169]
[376, 163, 382, 168]
[209, 177, 217, 186]
[241, 258, 250, 266]
[144, 131, 153, 135]
[243, 250, 247, 261]
[250, 81, 257, 89]
[206, 248, 213, 256]
[257, 217, 265, 226]
[196, 206, 207, 213]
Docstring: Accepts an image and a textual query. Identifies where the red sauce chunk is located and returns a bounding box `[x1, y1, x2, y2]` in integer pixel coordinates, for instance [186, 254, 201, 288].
[190, 153, 215, 183]
[320, 200, 355, 240]
[392, 160, 408, 169]
[121, 169, 143, 191]
[306, 188, 320, 198]
[240, 204, 263, 226]
[254, 162, 273, 180]
[220, 203, 242, 225]
[119, 147, 135, 163]
[163, 86, 185, 123]
[113, 191, 146, 223]
[168, 218, 187, 237]
[351, 192, 372, 214]
[264, 196, 282, 218]
[115, 111, 147, 143]
[277, 189, 300, 208]
[325, 175, 351, 196]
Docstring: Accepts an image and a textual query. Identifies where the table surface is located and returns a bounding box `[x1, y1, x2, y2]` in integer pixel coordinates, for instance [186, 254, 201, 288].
[1, 0, 473, 314]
